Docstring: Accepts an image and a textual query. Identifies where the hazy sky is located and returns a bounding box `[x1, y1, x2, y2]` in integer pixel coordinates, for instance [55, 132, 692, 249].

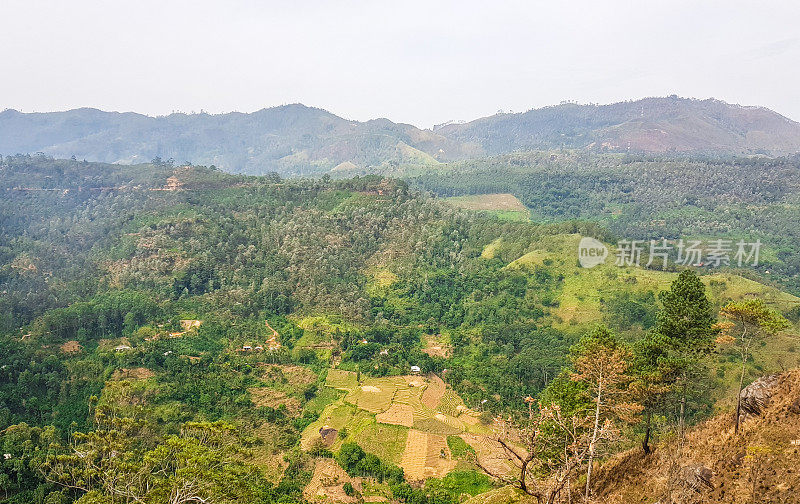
[2, 0, 799, 127]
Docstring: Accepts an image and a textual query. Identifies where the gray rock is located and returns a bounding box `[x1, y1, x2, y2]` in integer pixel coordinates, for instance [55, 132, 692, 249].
[679, 464, 714, 492]
[739, 374, 780, 421]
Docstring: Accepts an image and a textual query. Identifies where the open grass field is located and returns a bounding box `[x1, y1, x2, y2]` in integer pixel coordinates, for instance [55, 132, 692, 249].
[355, 422, 409, 465]
[445, 193, 530, 221]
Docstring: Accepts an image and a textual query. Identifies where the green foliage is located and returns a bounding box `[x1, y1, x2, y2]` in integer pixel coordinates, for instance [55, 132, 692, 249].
[410, 151, 800, 295]
[390, 471, 493, 504]
[336, 442, 404, 484]
[446, 436, 475, 459]
[603, 291, 657, 331]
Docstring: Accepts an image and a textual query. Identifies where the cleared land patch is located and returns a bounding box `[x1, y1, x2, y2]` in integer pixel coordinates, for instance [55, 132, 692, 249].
[400, 430, 456, 481]
[304, 458, 361, 504]
[420, 374, 446, 409]
[249, 387, 302, 414]
[60, 340, 82, 354]
[112, 367, 155, 381]
[446, 193, 528, 212]
[260, 364, 317, 387]
[421, 334, 451, 358]
[375, 403, 414, 427]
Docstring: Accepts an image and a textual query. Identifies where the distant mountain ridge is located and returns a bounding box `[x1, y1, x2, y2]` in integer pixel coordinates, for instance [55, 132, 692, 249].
[2, 96, 800, 175]
[438, 96, 800, 156]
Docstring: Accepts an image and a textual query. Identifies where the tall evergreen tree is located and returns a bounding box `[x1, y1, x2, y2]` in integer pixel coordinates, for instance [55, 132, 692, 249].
[647, 270, 716, 438]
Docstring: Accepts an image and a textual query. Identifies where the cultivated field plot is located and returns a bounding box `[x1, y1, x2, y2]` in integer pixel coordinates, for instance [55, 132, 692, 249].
[344, 376, 407, 412]
[375, 403, 414, 427]
[420, 374, 445, 409]
[326, 369, 359, 390]
[303, 371, 500, 480]
[436, 387, 466, 417]
[446, 193, 528, 213]
[399, 429, 456, 481]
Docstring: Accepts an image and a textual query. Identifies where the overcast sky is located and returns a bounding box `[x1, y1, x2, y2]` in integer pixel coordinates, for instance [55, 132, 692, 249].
[2, 0, 799, 127]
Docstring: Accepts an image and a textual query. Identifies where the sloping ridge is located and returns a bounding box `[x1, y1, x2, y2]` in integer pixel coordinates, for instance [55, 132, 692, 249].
[0, 105, 468, 175]
[436, 96, 800, 156]
[593, 369, 800, 503]
[3, 96, 800, 176]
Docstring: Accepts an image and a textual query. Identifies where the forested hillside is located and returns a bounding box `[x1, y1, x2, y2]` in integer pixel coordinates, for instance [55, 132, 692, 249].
[1, 156, 798, 504]
[436, 96, 800, 156]
[410, 150, 800, 294]
[0, 106, 470, 176]
[3, 97, 799, 177]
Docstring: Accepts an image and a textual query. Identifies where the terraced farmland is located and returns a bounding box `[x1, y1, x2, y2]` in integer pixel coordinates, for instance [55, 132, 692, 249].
[302, 371, 505, 482]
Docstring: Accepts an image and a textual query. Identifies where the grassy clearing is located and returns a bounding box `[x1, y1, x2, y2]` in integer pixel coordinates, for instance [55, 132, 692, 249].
[498, 233, 800, 331]
[356, 422, 409, 465]
[446, 193, 528, 213]
[326, 369, 358, 390]
[462, 486, 526, 504]
[481, 238, 503, 259]
[304, 386, 344, 416]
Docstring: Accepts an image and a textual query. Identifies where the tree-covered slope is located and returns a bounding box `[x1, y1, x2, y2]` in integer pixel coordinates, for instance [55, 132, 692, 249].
[436, 96, 800, 156]
[3, 97, 799, 177]
[410, 150, 800, 295]
[0, 105, 470, 176]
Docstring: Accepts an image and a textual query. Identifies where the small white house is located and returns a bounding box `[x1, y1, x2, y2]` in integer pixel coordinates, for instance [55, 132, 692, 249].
[242, 345, 252, 351]
[114, 345, 132, 352]
[379, 349, 389, 356]
[410, 365, 421, 374]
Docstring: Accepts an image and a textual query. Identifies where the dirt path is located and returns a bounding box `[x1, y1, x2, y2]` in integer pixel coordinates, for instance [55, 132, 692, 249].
[265, 320, 281, 350]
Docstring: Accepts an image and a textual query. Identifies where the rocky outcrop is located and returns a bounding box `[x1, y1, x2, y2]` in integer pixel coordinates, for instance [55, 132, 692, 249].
[739, 374, 781, 422]
[678, 464, 714, 492]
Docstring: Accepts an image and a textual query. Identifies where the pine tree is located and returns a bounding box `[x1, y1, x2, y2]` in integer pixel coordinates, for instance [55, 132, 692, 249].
[652, 270, 716, 437]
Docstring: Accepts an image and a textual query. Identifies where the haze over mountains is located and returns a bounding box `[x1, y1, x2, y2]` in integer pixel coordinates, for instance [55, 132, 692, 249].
[3, 96, 800, 175]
